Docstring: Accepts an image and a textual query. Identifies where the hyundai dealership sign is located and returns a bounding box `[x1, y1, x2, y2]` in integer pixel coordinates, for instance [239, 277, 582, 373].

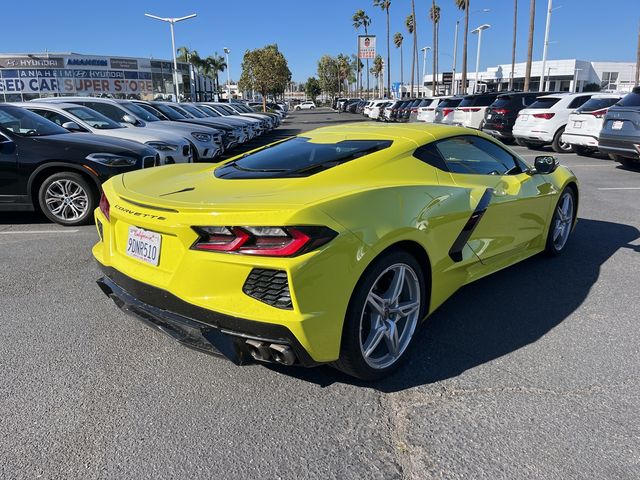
[0, 54, 156, 96]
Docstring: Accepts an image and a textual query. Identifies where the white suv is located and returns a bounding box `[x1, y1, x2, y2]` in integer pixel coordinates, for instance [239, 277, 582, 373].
[364, 99, 386, 117]
[294, 101, 316, 110]
[417, 97, 447, 123]
[512, 93, 593, 153]
[446, 92, 501, 129]
[561, 93, 623, 156]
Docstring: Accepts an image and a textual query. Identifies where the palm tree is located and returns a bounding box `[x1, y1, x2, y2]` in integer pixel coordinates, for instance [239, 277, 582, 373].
[510, 0, 518, 90]
[454, 0, 469, 95]
[373, 1, 391, 98]
[430, 2, 441, 95]
[203, 53, 226, 95]
[371, 54, 384, 97]
[394, 32, 404, 89]
[405, 13, 416, 96]
[353, 9, 372, 97]
[177, 47, 204, 100]
[524, 0, 536, 91]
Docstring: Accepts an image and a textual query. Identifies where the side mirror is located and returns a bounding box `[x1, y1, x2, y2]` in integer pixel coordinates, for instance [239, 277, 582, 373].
[62, 121, 82, 132]
[534, 155, 559, 174]
[122, 114, 138, 125]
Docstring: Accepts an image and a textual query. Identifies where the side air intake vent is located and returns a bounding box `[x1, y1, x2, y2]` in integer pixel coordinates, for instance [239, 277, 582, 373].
[243, 269, 292, 310]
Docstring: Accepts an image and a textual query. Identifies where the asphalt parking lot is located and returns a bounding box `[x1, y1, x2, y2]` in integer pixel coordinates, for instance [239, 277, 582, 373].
[1, 109, 639, 480]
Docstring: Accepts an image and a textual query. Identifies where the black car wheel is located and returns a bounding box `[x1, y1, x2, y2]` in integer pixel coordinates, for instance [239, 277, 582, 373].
[38, 172, 97, 226]
[573, 145, 594, 157]
[515, 138, 528, 147]
[333, 250, 427, 380]
[545, 187, 576, 256]
[551, 127, 573, 153]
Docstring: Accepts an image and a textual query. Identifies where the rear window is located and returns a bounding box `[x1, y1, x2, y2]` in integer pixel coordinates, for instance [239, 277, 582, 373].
[458, 97, 476, 108]
[616, 92, 640, 107]
[215, 137, 392, 179]
[490, 97, 513, 108]
[528, 97, 561, 109]
[438, 98, 462, 109]
[577, 97, 621, 112]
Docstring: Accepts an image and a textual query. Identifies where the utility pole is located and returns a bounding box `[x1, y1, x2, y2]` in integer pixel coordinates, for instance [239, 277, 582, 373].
[510, 0, 518, 91]
[540, 0, 553, 92]
[452, 20, 459, 95]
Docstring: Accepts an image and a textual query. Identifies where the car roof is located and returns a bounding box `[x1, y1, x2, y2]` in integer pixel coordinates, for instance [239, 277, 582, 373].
[303, 122, 486, 146]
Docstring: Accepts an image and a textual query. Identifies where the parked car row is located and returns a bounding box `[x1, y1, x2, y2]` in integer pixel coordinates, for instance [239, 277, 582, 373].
[0, 98, 284, 226]
[361, 88, 639, 167]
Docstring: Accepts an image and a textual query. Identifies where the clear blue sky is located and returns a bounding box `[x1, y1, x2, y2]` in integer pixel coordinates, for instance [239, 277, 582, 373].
[2, 0, 638, 83]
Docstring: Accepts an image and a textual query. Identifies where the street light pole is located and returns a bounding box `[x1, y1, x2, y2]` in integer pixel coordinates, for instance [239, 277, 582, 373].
[540, 0, 557, 92]
[452, 20, 459, 95]
[421, 47, 431, 97]
[472, 24, 491, 94]
[144, 13, 197, 103]
[223, 47, 231, 101]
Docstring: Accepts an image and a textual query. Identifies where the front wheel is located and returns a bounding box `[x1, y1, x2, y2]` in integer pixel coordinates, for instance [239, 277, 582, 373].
[545, 187, 576, 256]
[333, 251, 427, 381]
[37, 172, 97, 226]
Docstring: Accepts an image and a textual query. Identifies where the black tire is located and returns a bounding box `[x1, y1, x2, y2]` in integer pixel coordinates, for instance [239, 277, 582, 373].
[501, 137, 516, 145]
[515, 138, 528, 147]
[551, 127, 573, 153]
[332, 250, 428, 381]
[37, 171, 97, 226]
[620, 158, 640, 169]
[573, 145, 593, 157]
[545, 186, 576, 256]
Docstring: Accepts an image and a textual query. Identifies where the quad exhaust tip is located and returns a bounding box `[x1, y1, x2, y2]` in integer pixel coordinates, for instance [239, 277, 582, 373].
[244, 339, 296, 365]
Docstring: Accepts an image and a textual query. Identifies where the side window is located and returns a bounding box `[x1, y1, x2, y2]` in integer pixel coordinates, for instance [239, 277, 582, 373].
[31, 109, 72, 127]
[568, 96, 591, 109]
[82, 102, 126, 122]
[413, 143, 448, 171]
[435, 136, 520, 175]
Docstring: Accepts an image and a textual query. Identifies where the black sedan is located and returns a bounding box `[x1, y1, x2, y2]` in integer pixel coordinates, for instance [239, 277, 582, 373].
[0, 104, 157, 226]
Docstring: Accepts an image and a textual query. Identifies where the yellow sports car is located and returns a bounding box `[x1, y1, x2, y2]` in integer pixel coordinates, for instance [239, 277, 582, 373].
[94, 123, 578, 380]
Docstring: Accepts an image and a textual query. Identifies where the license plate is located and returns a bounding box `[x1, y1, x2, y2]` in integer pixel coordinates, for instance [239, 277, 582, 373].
[612, 120, 624, 130]
[126, 226, 161, 266]
[573, 121, 582, 129]
[486, 114, 492, 119]
[520, 115, 528, 121]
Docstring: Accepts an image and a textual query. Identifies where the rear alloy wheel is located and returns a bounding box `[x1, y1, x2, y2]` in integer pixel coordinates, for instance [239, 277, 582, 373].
[333, 251, 426, 380]
[38, 172, 96, 226]
[545, 187, 576, 256]
[551, 127, 573, 153]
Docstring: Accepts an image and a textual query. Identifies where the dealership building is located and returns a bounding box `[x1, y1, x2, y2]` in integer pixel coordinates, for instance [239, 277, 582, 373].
[0, 52, 216, 102]
[419, 59, 638, 96]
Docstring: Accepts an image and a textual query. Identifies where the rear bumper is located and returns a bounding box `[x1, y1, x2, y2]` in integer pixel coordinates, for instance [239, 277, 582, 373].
[561, 133, 599, 148]
[97, 265, 319, 367]
[482, 128, 513, 140]
[598, 135, 640, 159]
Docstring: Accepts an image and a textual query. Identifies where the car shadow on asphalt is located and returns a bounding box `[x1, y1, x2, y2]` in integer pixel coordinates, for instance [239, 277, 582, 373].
[267, 218, 640, 392]
[0, 211, 49, 225]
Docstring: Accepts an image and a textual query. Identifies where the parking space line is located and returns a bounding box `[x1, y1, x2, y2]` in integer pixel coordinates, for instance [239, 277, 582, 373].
[597, 187, 640, 191]
[0, 229, 80, 235]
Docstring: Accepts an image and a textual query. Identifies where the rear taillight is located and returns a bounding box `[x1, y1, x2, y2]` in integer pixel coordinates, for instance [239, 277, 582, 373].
[587, 108, 608, 118]
[493, 109, 509, 115]
[411, 108, 418, 113]
[442, 108, 454, 116]
[99, 193, 110, 220]
[460, 107, 481, 112]
[533, 113, 555, 120]
[191, 226, 337, 257]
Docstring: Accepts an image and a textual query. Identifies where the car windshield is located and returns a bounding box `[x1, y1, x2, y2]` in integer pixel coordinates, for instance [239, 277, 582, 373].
[217, 105, 237, 115]
[64, 106, 122, 129]
[0, 105, 67, 136]
[181, 105, 207, 118]
[577, 97, 621, 112]
[136, 103, 169, 120]
[154, 104, 186, 120]
[122, 102, 160, 122]
[528, 97, 561, 109]
[615, 91, 640, 107]
[198, 105, 222, 117]
[215, 137, 393, 179]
